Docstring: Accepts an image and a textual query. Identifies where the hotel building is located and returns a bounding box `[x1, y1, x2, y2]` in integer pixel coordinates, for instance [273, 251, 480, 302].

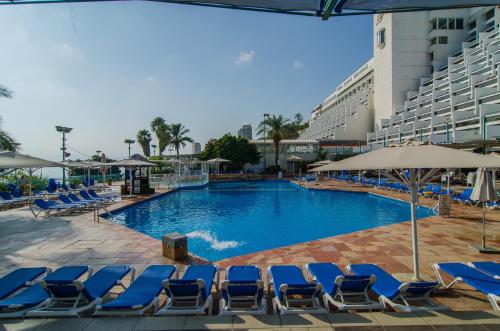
[301, 6, 500, 150]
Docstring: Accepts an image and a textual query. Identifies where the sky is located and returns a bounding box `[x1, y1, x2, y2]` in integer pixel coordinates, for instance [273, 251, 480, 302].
[0, 2, 373, 165]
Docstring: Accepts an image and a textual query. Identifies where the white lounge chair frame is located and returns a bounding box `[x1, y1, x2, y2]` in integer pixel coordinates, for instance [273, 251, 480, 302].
[218, 266, 266, 315]
[267, 266, 326, 315]
[433, 263, 500, 311]
[155, 266, 219, 316]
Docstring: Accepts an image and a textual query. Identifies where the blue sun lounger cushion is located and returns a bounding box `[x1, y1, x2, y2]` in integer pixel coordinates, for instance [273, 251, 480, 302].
[28, 265, 131, 317]
[220, 265, 266, 315]
[96, 265, 176, 315]
[349, 264, 442, 312]
[157, 264, 217, 315]
[306, 263, 381, 311]
[0, 266, 89, 317]
[268, 265, 324, 314]
[0, 267, 47, 300]
[433, 262, 500, 311]
[469, 261, 500, 279]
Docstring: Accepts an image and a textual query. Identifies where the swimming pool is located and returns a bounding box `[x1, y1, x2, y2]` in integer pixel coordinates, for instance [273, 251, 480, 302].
[110, 180, 434, 261]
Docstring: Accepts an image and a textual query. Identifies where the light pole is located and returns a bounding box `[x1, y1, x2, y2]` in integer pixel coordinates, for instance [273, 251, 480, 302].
[124, 139, 135, 158]
[151, 144, 157, 157]
[263, 113, 269, 171]
[56, 126, 72, 185]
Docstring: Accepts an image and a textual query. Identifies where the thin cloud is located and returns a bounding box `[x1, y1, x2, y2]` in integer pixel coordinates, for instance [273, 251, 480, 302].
[235, 50, 256, 65]
[293, 60, 304, 69]
[146, 76, 156, 82]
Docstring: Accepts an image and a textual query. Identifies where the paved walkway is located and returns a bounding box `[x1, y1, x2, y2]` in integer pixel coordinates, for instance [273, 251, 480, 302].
[0, 182, 499, 320]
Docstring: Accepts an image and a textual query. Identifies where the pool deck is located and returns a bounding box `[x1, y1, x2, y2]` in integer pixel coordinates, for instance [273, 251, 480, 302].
[0, 182, 499, 329]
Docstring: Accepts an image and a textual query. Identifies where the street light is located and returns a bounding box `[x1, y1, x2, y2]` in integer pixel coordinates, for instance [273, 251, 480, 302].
[55, 126, 73, 185]
[124, 139, 135, 158]
[151, 144, 157, 157]
[262, 113, 270, 171]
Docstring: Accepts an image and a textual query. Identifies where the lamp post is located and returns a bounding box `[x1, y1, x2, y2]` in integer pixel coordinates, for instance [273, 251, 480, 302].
[263, 113, 269, 171]
[124, 139, 135, 158]
[151, 144, 157, 157]
[55, 126, 73, 185]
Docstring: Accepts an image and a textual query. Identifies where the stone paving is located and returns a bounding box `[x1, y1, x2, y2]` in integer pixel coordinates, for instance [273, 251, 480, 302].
[0, 182, 499, 329]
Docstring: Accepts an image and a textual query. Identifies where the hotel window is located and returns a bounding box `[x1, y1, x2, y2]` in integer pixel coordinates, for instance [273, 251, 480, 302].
[431, 18, 437, 30]
[448, 18, 455, 30]
[484, 9, 494, 21]
[438, 18, 447, 29]
[377, 28, 385, 48]
[456, 18, 464, 29]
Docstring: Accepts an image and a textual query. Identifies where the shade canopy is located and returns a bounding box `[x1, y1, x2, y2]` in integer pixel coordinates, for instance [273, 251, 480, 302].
[0, 151, 61, 169]
[287, 155, 302, 161]
[310, 141, 500, 172]
[208, 158, 231, 163]
[60, 160, 89, 168]
[107, 158, 156, 167]
[308, 160, 332, 168]
[334, 0, 500, 13]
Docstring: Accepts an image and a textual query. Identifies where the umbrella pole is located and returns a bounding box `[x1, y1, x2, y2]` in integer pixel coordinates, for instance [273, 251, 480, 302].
[409, 169, 420, 280]
[482, 204, 486, 249]
[129, 167, 133, 196]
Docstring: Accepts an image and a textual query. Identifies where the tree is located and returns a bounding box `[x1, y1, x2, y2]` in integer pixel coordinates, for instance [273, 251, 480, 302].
[136, 129, 152, 157]
[316, 147, 328, 161]
[256, 115, 290, 169]
[168, 123, 193, 158]
[0, 85, 19, 151]
[200, 134, 260, 170]
[150, 117, 170, 156]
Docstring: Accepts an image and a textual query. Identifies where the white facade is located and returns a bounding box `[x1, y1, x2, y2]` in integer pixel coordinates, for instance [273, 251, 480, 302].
[237, 124, 253, 140]
[302, 6, 500, 149]
[191, 142, 201, 154]
[300, 59, 375, 140]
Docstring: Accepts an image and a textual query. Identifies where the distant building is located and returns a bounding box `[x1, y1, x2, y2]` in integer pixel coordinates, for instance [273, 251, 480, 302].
[237, 124, 253, 140]
[191, 142, 201, 155]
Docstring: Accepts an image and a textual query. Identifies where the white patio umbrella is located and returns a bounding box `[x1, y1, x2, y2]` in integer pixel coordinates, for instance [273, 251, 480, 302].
[287, 155, 302, 174]
[308, 140, 500, 279]
[308, 160, 332, 168]
[107, 159, 156, 196]
[470, 168, 497, 252]
[208, 158, 230, 174]
[0, 151, 62, 198]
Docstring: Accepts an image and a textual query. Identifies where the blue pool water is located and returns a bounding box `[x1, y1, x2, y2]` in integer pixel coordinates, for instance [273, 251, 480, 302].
[110, 180, 433, 261]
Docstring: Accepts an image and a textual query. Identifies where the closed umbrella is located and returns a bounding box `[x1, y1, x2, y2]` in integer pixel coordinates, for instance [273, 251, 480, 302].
[470, 168, 497, 252]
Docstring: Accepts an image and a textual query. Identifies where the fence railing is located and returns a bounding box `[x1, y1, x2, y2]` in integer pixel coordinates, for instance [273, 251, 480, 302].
[150, 173, 209, 189]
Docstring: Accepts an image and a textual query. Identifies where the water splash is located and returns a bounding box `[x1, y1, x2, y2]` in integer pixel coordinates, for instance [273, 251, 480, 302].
[186, 230, 243, 250]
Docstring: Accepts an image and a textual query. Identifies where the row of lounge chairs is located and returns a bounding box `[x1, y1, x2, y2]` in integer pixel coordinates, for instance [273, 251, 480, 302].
[31, 189, 118, 217]
[0, 261, 497, 318]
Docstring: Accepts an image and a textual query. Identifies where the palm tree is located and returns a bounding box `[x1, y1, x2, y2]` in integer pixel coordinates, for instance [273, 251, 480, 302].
[136, 129, 152, 157]
[168, 123, 193, 158]
[256, 115, 290, 168]
[150, 117, 170, 156]
[0, 85, 18, 151]
[316, 147, 328, 161]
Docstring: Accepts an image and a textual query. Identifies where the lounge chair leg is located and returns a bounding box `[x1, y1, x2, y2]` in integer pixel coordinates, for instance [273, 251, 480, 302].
[487, 294, 500, 311]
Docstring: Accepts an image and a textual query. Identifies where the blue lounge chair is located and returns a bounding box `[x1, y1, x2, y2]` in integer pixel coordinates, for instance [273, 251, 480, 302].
[306, 263, 382, 311]
[0, 265, 90, 318]
[219, 265, 266, 315]
[348, 264, 442, 312]
[28, 265, 132, 316]
[267, 265, 324, 314]
[31, 199, 76, 217]
[433, 263, 500, 311]
[67, 193, 98, 207]
[468, 262, 500, 279]
[88, 189, 118, 201]
[0, 191, 29, 206]
[80, 190, 110, 204]
[0, 267, 48, 300]
[452, 188, 478, 206]
[95, 265, 176, 316]
[156, 264, 217, 315]
[58, 195, 89, 209]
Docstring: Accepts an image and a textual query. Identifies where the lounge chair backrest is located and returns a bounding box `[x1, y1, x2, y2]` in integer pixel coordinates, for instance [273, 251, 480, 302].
[349, 264, 402, 299]
[39, 266, 90, 298]
[0, 267, 47, 299]
[401, 282, 438, 297]
[59, 195, 74, 205]
[163, 279, 206, 300]
[70, 183, 77, 190]
[88, 190, 99, 198]
[34, 199, 50, 209]
[337, 275, 376, 292]
[0, 192, 12, 200]
[222, 280, 264, 299]
[61, 184, 69, 192]
[279, 283, 322, 301]
[79, 191, 93, 200]
[81, 265, 131, 300]
[68, 193, 82, 202]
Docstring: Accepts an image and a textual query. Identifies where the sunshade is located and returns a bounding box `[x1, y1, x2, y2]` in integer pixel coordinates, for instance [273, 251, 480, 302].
[309, 141, 500, 172]
[208, 158, 231, 163]
[60, 160, 88, 168]
[107, 159, 156, 167]
[0, 151, 61, 169]
[308, 160, 332, 168]
[471, 168, 497, 252]
[333, 0, 500, 14]
[309, 141, 500, 279]
[287, 155, 302, 161]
